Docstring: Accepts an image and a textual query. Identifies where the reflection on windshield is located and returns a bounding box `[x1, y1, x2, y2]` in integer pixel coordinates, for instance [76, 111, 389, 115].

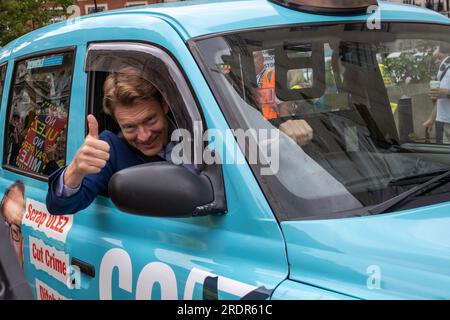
[194, 23, 450, 220]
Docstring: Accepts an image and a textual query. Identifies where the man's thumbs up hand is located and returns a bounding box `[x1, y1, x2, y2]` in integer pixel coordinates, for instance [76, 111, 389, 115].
[87, 114, 99, 139]
[64, 115, 111, 189]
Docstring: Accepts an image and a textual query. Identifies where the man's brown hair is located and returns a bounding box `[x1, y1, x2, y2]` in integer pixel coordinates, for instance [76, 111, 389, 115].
[103, 66, 164, 116]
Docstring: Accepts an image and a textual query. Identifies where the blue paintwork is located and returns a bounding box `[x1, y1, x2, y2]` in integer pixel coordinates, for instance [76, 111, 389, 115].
[1, 0, 450, 300]
[282, 202, 450, 299]
[272, 279, 356, 300]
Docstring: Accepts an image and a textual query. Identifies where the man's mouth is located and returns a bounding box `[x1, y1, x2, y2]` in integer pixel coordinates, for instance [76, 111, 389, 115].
[138, 135, 159, 148]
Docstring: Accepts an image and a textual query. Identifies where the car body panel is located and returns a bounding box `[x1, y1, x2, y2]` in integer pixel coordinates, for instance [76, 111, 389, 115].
[272, 279, 356, 300]
[282, 202, 450, 299]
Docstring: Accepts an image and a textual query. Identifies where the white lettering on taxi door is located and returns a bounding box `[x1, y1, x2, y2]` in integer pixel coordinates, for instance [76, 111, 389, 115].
[99, 248, 133, 299]
[99, 248, 262, 300]
[136, 262, 178, 299]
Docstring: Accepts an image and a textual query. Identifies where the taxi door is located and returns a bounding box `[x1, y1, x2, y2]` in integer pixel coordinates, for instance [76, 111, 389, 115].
[63, 17, 288, 300]
[0, 47, 82, 300]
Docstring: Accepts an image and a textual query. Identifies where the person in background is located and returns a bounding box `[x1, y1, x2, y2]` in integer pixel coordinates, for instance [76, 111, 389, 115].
[7, 114, 23, 166]
[253, 50, 314, 146]
[423, 43, 450, 143]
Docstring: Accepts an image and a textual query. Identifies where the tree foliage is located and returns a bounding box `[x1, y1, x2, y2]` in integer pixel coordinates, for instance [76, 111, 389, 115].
[382, 41, 438, 85]
[0, 0, 75, 47]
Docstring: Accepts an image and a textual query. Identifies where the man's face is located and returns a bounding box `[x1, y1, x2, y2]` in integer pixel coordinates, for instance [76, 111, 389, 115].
[2, 186, 25, 226]
[253, 51, 265, 74]
[1, 185, 25, 266]
[114, 98, 169, 157]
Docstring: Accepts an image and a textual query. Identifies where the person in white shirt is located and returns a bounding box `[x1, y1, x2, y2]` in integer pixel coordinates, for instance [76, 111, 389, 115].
[423, 43, 450, 143]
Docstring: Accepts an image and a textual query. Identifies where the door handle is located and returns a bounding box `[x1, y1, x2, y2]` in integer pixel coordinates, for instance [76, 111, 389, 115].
[71, 257, 96, 278]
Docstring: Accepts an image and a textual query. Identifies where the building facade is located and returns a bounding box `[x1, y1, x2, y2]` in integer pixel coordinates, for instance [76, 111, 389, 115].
[74, 0, 162, 16]
[387, 0, 449, 15]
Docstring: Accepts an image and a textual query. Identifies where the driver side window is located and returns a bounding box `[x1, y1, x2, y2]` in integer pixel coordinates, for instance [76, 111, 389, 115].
[85, 42, 205, 178]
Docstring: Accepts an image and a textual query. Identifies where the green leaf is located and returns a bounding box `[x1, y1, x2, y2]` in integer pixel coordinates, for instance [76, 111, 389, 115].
[0, 0, 76, 47]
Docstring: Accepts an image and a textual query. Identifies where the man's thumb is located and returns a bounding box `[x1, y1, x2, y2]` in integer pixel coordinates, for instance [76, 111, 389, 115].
[87, 114, 99, 139]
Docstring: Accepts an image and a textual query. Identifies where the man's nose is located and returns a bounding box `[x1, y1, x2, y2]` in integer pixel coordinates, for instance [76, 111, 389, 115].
[136, 125, 151, 142]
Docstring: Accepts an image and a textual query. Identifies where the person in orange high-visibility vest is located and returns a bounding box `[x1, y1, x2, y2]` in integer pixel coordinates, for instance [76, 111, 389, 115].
[253, 50, 313, 146]
[254, 51, 279, 120]
[258, 67, 279, 120]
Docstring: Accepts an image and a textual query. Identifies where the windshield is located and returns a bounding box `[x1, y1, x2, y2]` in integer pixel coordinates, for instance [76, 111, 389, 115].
[192, 22, 450, 221]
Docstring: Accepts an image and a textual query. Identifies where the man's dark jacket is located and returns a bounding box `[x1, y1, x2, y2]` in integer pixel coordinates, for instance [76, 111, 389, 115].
[46, 130, 163, 215]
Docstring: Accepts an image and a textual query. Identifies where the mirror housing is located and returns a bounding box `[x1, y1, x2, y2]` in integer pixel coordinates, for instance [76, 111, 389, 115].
[109, 162, 215, 217]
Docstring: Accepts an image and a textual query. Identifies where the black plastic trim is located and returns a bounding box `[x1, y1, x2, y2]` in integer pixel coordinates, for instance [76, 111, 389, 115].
[189, 20, 450, 43]
[109, 162, 217, 217]
[0, 62, 8, 110]
[193, 150, 227, 217]
[71, 257, 96, 278]
[269, 0, 378, 15]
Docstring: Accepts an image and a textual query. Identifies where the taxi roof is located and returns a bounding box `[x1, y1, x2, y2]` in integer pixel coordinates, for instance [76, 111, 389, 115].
[1, 0, 449, 61]
[127, 0, 450, 40]
[111, 0, 450, 39]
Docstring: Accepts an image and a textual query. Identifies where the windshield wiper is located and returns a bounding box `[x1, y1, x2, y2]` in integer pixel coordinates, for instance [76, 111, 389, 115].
[389, 168, 450, 186]
[369, 170, 450, 215]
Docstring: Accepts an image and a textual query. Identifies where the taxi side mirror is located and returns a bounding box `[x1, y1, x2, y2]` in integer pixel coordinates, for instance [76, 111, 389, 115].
[109, 162, 215, 218]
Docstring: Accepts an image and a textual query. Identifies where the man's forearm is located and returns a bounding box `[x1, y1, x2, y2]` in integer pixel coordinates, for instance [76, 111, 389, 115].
[63, 164, 84, 189]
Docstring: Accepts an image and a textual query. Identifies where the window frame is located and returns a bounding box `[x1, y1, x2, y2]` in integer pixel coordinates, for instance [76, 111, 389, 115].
[124, 1, 148, 8]
[84, 41, 227, 214]
[0, 62, 8, 111]
[2, 47, 76, 182]
[85, 4, 108, 14]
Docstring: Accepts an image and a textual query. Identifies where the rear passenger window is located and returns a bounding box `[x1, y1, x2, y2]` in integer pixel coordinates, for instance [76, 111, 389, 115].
[0, 64, 7, 106]
[4, 51, 74, 178]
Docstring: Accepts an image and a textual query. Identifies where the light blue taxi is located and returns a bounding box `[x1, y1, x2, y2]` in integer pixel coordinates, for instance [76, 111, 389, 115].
[1, 0, 450, 300]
